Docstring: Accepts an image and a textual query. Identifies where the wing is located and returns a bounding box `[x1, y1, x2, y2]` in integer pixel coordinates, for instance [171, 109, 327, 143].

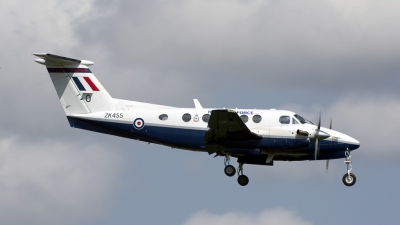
[203, 109, 261, 153]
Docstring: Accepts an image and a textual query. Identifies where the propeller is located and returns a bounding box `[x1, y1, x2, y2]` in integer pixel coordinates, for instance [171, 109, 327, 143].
[326, 117, 332, 173]
[326, 159, 329, 173]
[315, 139, 320, 160]
[314, 112, 330, 160]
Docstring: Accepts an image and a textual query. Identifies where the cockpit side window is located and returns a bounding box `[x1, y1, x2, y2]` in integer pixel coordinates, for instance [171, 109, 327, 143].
[294, 114, 313, 124]
[279, 116, 290, 124]
[292, 118, 299, 124]
[294, 114, 307, 124]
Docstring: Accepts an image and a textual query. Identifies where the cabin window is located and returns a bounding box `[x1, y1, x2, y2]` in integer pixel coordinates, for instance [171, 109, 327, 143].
[252, 115, 262, 123]
[279, 116, 290, 124]
[202, 114, 210, 122]
[159, 114, 168, 121]
[182, 113, 192, 122]
[292, 118, 299, 124]
[240, 115, 249, 123]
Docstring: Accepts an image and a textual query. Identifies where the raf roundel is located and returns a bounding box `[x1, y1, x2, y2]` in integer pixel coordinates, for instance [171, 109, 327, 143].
[133, 118, 145, 130]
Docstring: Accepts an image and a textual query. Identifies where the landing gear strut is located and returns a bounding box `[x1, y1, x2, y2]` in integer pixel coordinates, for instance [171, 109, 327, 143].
[224, 154, 236, 177]
[222, 155, 249, 186]
[237, 162, 249, 186]
[342, 150, 356, 186]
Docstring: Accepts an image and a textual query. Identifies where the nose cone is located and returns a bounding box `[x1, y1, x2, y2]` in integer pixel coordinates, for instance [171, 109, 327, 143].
[347, 136, 360, 149]
[327, 129, 360, 150]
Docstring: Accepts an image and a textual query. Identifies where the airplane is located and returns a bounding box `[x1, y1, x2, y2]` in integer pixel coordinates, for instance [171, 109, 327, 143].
[33, 53, 360, 187]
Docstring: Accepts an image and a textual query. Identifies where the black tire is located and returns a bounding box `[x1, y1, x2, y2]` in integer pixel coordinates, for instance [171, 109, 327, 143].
[342, 173, 356, 186]
[237, 175, 249, 186]
[224, 165, 236, 177]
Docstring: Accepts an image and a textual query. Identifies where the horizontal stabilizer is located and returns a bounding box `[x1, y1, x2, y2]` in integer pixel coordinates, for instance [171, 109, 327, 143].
[33, 53, 94, 66]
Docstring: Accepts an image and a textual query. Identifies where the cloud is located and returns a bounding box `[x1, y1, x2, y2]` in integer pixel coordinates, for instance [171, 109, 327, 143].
[327, 97, 400, 159]
[182, 208, 313, 225]
[0, 136, 124, 225]
[74, 0, 400, 104]
[3, 0, 400, 128]
[0, 0, 99, 54]
[0, 0, 105, 138]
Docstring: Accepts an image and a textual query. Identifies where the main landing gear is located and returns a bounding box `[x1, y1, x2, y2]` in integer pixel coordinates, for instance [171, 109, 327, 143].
[223, 154, 249, 186]
[237, 162, 249, 186]
[342, 150, 356, 186]
[224, 154, 236, 177]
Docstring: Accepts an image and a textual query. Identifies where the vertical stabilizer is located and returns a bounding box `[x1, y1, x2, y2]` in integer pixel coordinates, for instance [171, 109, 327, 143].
[34, 53, 116, 115]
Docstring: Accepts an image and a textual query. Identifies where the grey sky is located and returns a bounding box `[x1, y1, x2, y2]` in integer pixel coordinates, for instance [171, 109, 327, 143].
[1, 0, 400, 224]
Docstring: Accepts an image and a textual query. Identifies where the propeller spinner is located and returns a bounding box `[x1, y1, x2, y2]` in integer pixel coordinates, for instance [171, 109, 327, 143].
[314, 112, 330, 160]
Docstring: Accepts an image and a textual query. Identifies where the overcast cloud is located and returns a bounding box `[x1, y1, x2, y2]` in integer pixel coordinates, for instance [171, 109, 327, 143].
[75, 0, 400, 103]
[1, 0, 400, 224]
[183, 208, 313, 225]
[0, 136, 123, 225]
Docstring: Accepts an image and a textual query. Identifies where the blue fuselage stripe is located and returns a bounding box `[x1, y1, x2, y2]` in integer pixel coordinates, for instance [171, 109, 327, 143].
[68, 117, 359, 159]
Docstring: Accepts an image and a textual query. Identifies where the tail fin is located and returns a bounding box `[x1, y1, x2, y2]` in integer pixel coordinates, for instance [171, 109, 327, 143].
[33, 53, 116, 115]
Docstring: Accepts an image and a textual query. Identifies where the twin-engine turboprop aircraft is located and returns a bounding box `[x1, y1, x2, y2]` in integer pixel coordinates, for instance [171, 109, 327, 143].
[33, 53, 360, 186]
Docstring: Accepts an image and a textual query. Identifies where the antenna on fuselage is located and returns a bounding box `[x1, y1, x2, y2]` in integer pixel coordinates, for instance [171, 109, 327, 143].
[193, 99, 203, 108]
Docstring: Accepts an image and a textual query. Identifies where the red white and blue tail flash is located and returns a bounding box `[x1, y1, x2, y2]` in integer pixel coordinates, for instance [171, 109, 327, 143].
[72, 77, 100, 91]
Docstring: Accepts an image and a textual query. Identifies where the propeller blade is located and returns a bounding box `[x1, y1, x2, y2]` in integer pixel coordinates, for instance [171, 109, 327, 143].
[330, 118, 332, 129]
[314, 112, 322, 160]
[315, 139, 320, 160]
[326, 160, 329, 173]
[317, 111, 321, 130]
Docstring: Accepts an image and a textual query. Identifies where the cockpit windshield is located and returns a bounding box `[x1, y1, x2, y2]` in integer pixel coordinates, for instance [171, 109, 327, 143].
[294, 114, 314, 124]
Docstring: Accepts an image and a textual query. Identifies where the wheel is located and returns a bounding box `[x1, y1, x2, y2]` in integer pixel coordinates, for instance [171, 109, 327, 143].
[342, 173, 356, 186]
[224, 165, 236, 177]
[237, 175, 249, 186]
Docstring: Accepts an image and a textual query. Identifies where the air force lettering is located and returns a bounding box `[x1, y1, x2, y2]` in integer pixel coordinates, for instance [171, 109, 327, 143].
[208, 110, 254, 115]
[133, 118, 145, 130]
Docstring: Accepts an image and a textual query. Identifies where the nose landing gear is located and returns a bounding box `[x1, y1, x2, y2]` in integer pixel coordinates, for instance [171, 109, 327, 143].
[342, 150, 356, 186]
